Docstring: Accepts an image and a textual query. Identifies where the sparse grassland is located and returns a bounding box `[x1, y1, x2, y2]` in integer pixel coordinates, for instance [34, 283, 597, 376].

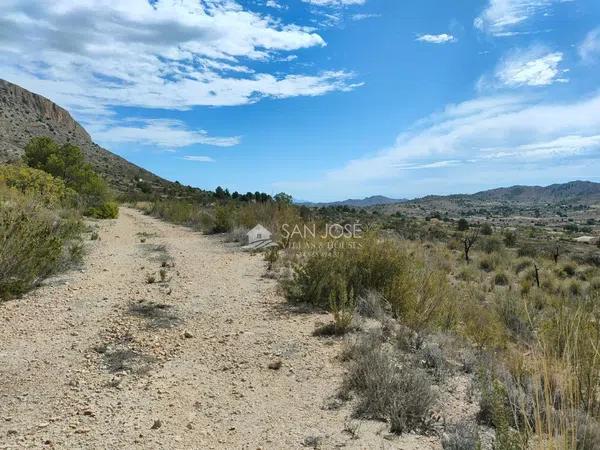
[273, 203, 600, 447]
[134, 184, 600, 447]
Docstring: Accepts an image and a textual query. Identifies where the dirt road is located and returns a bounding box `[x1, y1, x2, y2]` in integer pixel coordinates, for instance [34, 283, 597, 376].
[0, 208, 439, 449]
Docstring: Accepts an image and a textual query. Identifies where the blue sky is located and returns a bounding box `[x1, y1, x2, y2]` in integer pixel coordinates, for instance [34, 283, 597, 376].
[2, 0, 600, 201]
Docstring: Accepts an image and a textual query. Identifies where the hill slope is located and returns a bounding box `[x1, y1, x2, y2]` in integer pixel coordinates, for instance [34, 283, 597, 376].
[469, 181, 600, 203]
[300, 195, 407, 207]
[0, 79, 172, 193]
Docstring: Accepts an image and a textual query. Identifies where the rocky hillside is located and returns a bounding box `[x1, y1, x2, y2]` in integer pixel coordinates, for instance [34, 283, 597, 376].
[469, 181, 600, 204]
[0, 79, 172, 193]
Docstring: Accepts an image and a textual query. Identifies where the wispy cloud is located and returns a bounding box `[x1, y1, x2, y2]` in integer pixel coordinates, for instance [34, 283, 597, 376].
[265, 0, 285, 9]
[88, 119, 240, 149]
[182, 156, 216, 163]
[416, 34, 456, 44]
[494, 47, 568, 86]
[352, 13, 380, 21]
[303, 0, 366, 5]
[579, 27, 600, 63]
[474, 0, 566, 36]
[394, 160, 463, 170]
[278, 93, 600, 197]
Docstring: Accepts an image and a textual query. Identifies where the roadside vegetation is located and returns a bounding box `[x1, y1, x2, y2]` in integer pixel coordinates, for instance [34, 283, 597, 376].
[135, 182, 600, 448]
[1, 137, 119, 301]
[275, 210, 600, 447]
[139, 191, 306, 240]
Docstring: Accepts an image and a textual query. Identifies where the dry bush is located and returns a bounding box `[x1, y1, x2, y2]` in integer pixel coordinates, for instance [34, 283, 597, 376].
[494, 271, 510, 286]
[479, 255, 497, 272]
[227, 226, 249, 243]
[442, 422, 481, 450]
[456, 264, 478, 282]
[148, 200, 214, 231]
[0, 186, 82, 299]
[494, 291, 533, 342]
[355, 290, 389, 320]
[480, 235, 504, 254]
[287, 236, 452, 330]
[341, 331, 436, 434]
[515, 257, 534, 274]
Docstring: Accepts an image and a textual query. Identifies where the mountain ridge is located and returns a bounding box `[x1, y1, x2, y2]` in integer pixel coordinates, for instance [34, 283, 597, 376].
[0, 79, 173, 194]
[411, 180, 600, 205]
[298, 195, 408, 208]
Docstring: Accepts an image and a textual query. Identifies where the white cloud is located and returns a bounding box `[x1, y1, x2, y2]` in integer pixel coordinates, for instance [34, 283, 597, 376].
[579, 27, 600, 63]
[351, 13, 380, 21]
[416, 34, 456, 44]
[182, 156, 216, 162]
[279, 93, 600, 195]
[266, 0, 285, 9]
[394, 160, 462, 170]
[88, 119, 240, 149]
[0, 0, 359, 119]
[474, 0, 567, 36]
[303, 0, 366, 6]
[495, 48, 567, 86]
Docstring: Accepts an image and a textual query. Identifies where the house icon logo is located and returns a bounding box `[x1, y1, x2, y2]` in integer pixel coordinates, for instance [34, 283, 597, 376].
[243, 224, 277, 250]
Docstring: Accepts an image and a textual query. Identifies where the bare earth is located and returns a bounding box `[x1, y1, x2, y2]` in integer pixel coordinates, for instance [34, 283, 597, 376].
[0, 208, 446, 449]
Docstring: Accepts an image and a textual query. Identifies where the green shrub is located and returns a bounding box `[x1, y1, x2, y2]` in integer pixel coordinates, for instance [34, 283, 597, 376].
[479, 256, 496, 272]
[287, 237, 451, 330]
[86, 201, 119, 219]
[23, 137, 116, 214]
[287, 235, 404, 307]
[0, 165, 76, 206]
[503, 230, 517, 247]
[494, 272, 510, 286]
[481, 223, 493, 235]
[148, 200, 215, 231]
[457, 218, 469, 231]
[560, 262, 576, 278]
[213, 205, 234, 233]
[0, 188, 82, 299]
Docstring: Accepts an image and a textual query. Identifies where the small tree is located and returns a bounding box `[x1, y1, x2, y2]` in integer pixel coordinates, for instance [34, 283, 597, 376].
[462, 228, 480, 263]
[457, 218, 469, 231]
[274, 192, 293, 205]
[23, 137, 116, 218]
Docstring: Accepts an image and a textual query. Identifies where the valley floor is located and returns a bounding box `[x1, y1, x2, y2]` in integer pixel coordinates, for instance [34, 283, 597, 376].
[0, 208, 441, 449]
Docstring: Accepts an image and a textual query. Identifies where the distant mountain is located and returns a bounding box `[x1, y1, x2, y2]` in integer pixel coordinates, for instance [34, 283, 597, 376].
[469, 181, 600, 203]
[0, 79, 174, 194]
[299, 195, 408, 208]
[411, 181, 600, 206]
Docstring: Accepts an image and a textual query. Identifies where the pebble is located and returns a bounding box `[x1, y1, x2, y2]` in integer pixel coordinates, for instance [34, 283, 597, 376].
[268, 359, 282, 370]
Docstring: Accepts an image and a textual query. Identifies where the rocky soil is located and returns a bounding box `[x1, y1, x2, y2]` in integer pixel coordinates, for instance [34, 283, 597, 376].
[0, 208, 472, 449]
[0, 79, 171, 193]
